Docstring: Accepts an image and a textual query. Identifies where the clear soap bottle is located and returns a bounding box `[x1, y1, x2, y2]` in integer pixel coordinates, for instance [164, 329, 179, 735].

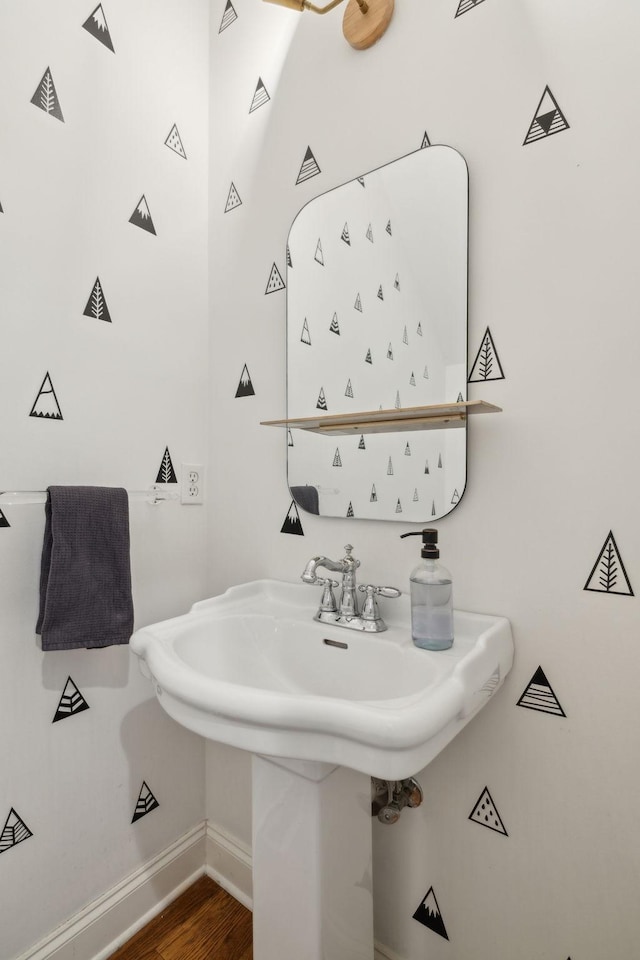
[400, 528, 454, 650]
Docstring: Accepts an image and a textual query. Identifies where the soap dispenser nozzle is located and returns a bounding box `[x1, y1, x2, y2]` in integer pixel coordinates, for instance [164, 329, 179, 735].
[400, 528, 440, 559]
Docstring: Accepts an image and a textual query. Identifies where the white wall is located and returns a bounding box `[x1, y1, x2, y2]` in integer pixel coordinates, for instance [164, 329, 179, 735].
[207, 1, 640, 957]
[0, 2, 210, 957]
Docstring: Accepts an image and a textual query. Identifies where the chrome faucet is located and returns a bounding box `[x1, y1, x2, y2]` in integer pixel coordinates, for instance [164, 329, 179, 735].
[301, 544, 401, 633]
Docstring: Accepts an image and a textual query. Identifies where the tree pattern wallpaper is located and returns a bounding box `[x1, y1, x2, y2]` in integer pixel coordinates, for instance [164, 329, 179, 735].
[2, 0, 639, 957]
[0, 4, 207, 956]
[213, 0, 639, 956]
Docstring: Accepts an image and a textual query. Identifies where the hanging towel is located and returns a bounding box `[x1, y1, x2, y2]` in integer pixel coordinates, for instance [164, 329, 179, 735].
[36, 486, 134, 650]
[290, 485, 320, 516]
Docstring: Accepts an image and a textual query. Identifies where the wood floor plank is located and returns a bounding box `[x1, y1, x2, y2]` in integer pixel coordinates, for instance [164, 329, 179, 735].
[157, 894, 252, 960]
[154, 884, 251, 960]
[107, 876, 249, 960]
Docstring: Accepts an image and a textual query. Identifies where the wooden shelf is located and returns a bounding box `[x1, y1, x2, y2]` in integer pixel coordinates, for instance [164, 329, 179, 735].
[261, 400, 502, 437]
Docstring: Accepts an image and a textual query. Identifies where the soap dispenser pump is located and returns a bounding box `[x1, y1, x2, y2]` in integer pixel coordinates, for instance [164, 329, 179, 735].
[400, 528, 454, 651]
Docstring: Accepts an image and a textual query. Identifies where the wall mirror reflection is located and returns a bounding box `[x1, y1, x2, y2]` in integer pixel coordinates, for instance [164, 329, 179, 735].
[281, 145, 472, 522]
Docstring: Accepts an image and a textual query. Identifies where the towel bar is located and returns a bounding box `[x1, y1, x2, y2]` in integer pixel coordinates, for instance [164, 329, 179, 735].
[0, 488, 180, 506]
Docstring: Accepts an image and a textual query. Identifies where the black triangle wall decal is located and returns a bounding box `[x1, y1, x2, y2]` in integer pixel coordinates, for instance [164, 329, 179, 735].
[249, 77, 270, 113]
[296, 146, 321, 185]
[468, 787, 508, 836]
[455, 0, 486, 17]
[83, 277, 112, 322]
[517, 666, 566, 717]
[413, 887, 449, 940]
[53, 676, 90, 723]
[225, 182, 242, 212]
[584, 531, 634, 596]
[31, 67, 64, 121]
[131, 782, 159, 823]
[155, 447, 177, 484]
[235, 365, 255, 397]
[468, 327, 505, 382]
[523, 86, 569, 145]
[82, 5, 115, 52]
[30, 373, 63, 420]
[281, 500, 304, 536]
[219, 0, 238, 32]
[165, 124, 187, 159]
[0, 808, 33, 854]
[129, 195, 156, 235]
[265, 262, 285, 294]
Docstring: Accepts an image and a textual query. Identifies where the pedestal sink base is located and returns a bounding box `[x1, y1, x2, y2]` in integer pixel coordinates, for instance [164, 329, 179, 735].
[130, 580, 515, 957]
[252, 755, 374, 960]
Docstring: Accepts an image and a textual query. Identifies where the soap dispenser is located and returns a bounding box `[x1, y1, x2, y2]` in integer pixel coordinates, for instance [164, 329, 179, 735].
[400, 529, 454, 650]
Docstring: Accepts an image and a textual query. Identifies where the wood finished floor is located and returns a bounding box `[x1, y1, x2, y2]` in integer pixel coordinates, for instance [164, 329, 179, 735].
[108, 876, 252, 960]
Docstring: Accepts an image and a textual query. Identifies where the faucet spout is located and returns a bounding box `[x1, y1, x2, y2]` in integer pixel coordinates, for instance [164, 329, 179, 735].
[301, 545, 399, 633]
[301, 556, 345, 583]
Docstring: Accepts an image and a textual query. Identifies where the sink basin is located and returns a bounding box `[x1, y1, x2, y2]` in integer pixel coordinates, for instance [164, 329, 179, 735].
[131, 579, 513, 779]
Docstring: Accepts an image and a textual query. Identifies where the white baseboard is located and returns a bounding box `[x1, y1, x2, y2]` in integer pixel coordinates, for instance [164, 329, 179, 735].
[17, 820, 397, 960]
[15, 822, 207, 960]
[204, 821, 253, 909]
[374, 945, 408, 960]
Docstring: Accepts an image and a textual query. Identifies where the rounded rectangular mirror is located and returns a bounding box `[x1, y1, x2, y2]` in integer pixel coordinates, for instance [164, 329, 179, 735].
[285, 145, 469, 522]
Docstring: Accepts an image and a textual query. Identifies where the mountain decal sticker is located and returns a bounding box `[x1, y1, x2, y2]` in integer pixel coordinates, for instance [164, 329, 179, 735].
[129, 195, 156, 235]
[281, 500, 304, 536]
[413, 887, 449, 940]
[82, 5, 115, 52]
[30, 373, 62, 419]
[235, 365, 255, 397]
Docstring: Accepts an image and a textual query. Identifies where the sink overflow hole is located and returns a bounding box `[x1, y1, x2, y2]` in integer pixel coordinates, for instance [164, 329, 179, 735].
[323, 638, 349, 650]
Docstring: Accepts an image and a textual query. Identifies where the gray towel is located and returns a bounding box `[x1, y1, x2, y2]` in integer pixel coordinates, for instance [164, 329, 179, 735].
[36, 486, 134, 650]
[290, 485, 320, 515]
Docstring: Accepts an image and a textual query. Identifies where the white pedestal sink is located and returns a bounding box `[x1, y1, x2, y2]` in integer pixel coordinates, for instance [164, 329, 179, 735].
[131, 580, 513, 960]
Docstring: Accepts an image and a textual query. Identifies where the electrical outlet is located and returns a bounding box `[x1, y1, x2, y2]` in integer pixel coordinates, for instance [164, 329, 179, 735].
[181, 463, 204, 504]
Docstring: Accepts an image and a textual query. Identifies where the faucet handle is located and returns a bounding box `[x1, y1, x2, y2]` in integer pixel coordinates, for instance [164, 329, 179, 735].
[377, 586, 401, 599]
[342, 544, 361, 569]
[316, 577, 339, 613]
[358, 584, 401, 621]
